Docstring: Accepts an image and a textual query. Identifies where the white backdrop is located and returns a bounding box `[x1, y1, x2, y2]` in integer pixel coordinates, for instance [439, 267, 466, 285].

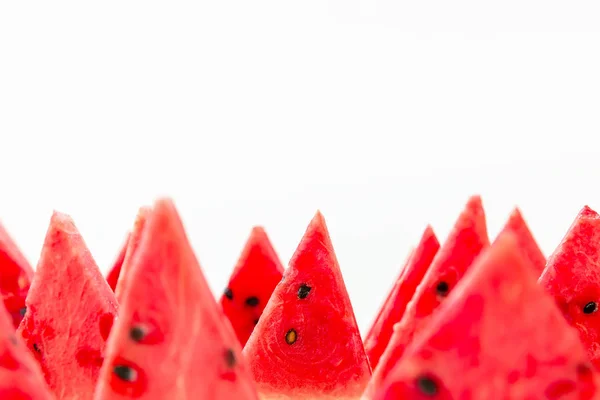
[1, 1, 600, 334]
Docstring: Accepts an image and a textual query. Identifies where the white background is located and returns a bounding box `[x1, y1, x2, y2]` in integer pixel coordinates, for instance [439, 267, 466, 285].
[1, 1, 600, 333]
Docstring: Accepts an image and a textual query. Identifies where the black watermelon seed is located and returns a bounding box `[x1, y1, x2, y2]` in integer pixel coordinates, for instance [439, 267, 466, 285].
[416, 375, 438, 396]
[224, 348, 236, 368]
[19, 307, 26, 317]
[253, 318, 260, 325]
[224, 288, 233, 300]
[436, 281, 450, 297]
[583, 302, 597, 314]
[130, 326, 146, 342]
[298, 284, 312, 299]
[577, 362, 593, 376]
[113, 365, 138, 382]
[285, 329, 297, 345]
[245, 296, 259, 307]
[33, 343, 41, 353]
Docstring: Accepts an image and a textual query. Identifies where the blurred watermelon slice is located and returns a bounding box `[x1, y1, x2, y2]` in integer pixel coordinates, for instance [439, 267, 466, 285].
[374, 232, 599, 400]
[106, 234, 129, 292]
[363, 226, 439, 370]
[243, 211, 371, 399]
[95, 199, 258, 399]
[0, 222, 34, 328]
[220, 226, 284, 346]
[364, 195, 490, 398]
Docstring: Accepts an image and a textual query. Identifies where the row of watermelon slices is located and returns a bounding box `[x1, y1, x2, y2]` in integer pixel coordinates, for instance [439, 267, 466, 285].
[0, 196, 599, 398]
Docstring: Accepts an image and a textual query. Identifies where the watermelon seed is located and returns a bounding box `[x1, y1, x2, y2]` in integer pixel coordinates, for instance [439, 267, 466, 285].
[298, 284, 312, 299]
[9, 335, 17, 346]
[224, 348, 236, 368]
[583, 302, 597, 314]
[245, 296, 259, 307]
[19, 307, 26, 317]
[224, 288, 233, 300]
[33, 343, 41, 353]
[436, 281, 450, 297]
[113, 364, 138, 383]
[416, 375, 438, 396]
[254, 318, 260, 325]
[285, 329, 297, 345]
[130, 326, 146, 342]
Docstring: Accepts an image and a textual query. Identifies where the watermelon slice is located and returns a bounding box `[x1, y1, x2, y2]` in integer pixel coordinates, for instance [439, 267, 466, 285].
[363, 195, 489, 398]
[94, 198, 259, 399]
[114, 206, 151, 303]
[17, 211, 118, 400]
[106, 234, 130, 292]
[495, 207, 546, 276]
[363, 226, 439, 370]
[243, 211, 371, 399]
[0, 300, 54, 400]
[374, 232, 600, 400]
[220, 226, 284, 346]
[0, 221, 34, 328]
[539, 205, 600, 369]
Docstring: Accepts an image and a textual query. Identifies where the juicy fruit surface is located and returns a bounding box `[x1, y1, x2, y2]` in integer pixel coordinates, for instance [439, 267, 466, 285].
[114, 206, 151, 303]
[374, 233, 599, 400]
[243, 212, 371, 399]
[0, 222, 34, 328]
[539, 206, 600, 369]
[95, 199, 258, 399]
[106, 235, 129, 292]
[17, 212, 118, 400]
[0, 301, 53, 400]
[363, 226, 439, 370]
[496, 207, 546, 276]
[220, 227, 284, 346]
[364, 196, 489, 398]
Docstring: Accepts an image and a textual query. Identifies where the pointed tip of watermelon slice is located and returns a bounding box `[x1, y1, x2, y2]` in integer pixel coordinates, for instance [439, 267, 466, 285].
[49, 210, 78, 233]
[498, 207, 546, 275]
[579, 205, 600, 219]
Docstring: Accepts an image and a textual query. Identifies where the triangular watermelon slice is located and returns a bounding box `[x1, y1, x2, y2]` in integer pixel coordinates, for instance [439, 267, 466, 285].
[495, 207, 546, 276]
[0, 300, 53, 400]
[363, 195, 489, 398]
[94, 198, 258, 399]
[374, 232, 600, 400]
[539, 205, 600, 369]
[363, 226, 439, 370]
[220, 226, 284, 346]
[243, 211, 371, 399]
[0, 221, 34, 328]
[114, 206, 151, 303]
[17, 211, 118, 399]
[106, 233, 129, 292]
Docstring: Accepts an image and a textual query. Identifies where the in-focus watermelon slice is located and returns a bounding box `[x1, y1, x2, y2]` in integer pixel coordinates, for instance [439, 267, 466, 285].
[220, 226, 284, 346]
[106, 234, 129, 292]
[95, 198, 258, 399]
[0, 221, 34, 328]
[243, 211, 371, 400]
[495, 207, 546, 276]
[0, 301, 53, 400]
[17, 211, 118, 400]
[114, 206, 151, 303]
[363, 226, 439, 370]
[374, 232, 599, 400]
[363, 195, 489, 398]
[539, 206, 600, 369]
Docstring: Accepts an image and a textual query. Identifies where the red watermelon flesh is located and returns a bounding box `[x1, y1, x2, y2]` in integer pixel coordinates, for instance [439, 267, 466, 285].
[0, 300, 54, 400]
[220, 226, 284, 346]
[374, 232, 600, 400]
[243, 211, 371, 399]
[495, 207, 546, 276]
[106, 234, 129, 292]
[363, 226, 439, 370]
[94, 198, 258, 399]
[114, 206, 151, 304]
[539, 206, 600, 369]
[17, 211, 118, 400]
[363, 195, 489, 398]
[0, 221, 34, 328]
